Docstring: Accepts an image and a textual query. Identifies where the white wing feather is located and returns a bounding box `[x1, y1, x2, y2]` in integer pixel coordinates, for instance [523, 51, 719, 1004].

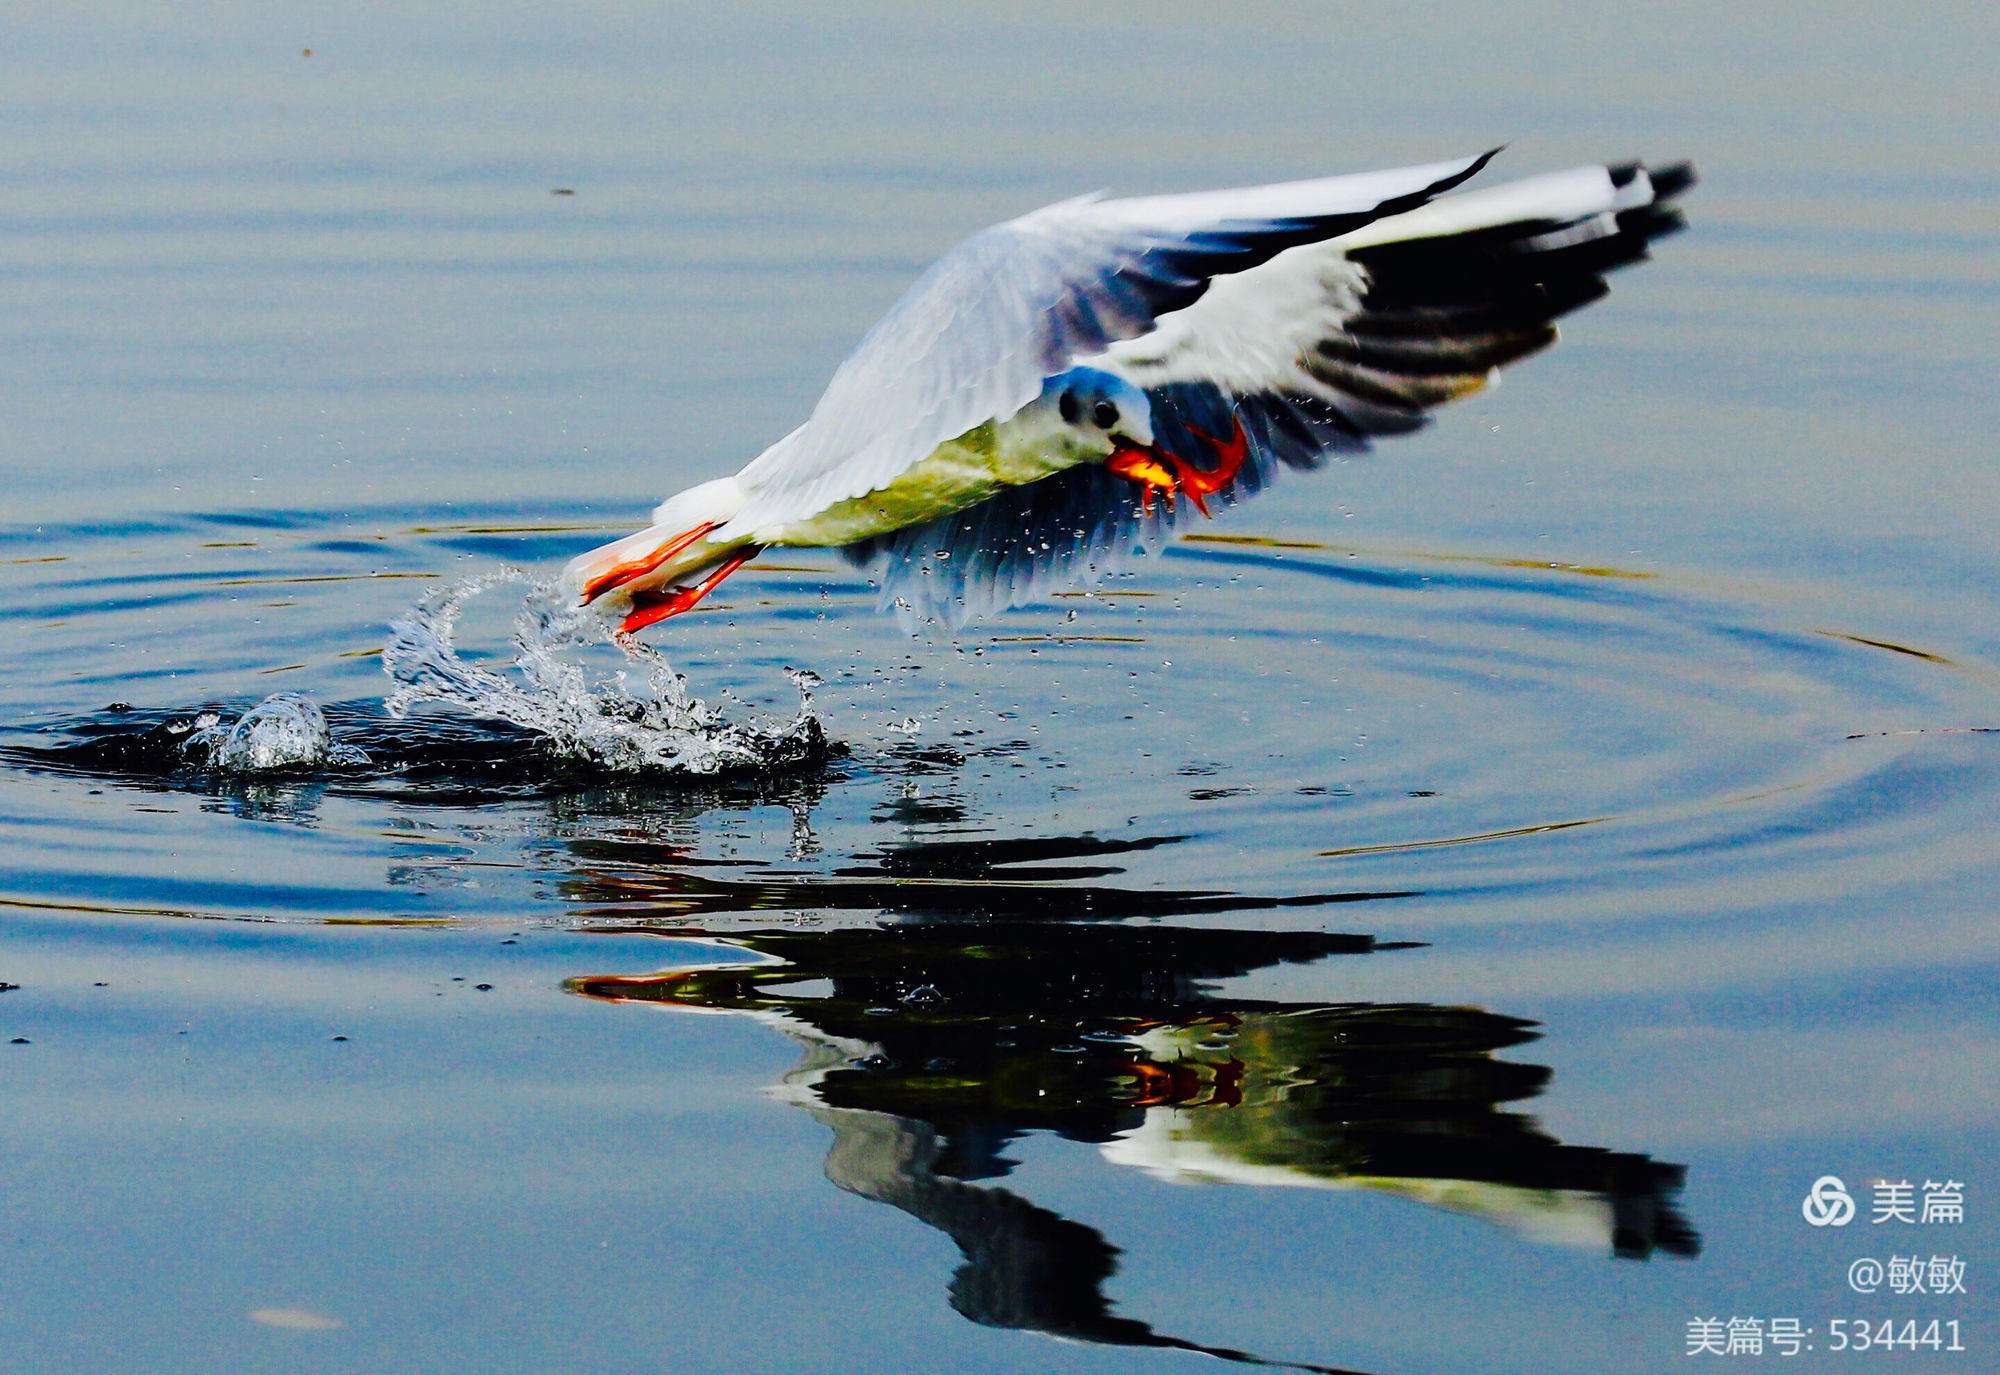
[845, 159, 1695, 630]
[1095, 165, 1644, 395]
[714, 152, 1498, 543]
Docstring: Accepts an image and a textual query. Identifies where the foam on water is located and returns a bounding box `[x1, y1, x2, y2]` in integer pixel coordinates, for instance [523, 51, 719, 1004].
[181, 692, 371, 773]
[381, 572, 825, 776]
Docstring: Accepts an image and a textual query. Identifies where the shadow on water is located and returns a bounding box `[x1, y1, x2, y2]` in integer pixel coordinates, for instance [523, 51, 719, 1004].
[564, 832, 1697, 1373]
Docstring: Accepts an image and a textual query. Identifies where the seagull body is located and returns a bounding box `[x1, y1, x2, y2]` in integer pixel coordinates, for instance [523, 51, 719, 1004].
[567, 151, 1693, 632]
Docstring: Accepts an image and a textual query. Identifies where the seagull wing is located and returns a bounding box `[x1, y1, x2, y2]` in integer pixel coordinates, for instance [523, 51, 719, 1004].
[848, 161, 1694, 628]
[716, 152, 1500, 543]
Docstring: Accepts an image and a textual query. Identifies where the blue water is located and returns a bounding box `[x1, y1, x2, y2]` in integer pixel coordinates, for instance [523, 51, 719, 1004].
[1, 5, 1995, 1372]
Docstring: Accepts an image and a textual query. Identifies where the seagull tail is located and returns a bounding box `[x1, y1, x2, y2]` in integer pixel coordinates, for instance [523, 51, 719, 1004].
[563, 476, 748, 608]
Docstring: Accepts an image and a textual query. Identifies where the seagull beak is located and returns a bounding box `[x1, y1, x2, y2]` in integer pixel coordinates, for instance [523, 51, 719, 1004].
[1106, 437, 1183, 489]
[1108, 420, 1249, 519]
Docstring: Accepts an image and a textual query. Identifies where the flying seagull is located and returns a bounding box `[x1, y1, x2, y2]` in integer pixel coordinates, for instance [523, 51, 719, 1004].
[566, 151, 1693, 633]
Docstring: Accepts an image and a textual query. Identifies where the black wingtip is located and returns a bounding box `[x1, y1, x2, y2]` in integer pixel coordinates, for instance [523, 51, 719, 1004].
[1460, 146, 1507, 189]
[1649, 161, 1698, 202]
[1346, 146, 1506, 229]
[1612, 160, 1696, 203]
[1424, 147, 1505, 199]
[1401, 146, 1503, 209]
[1466, 145, 1507, 181]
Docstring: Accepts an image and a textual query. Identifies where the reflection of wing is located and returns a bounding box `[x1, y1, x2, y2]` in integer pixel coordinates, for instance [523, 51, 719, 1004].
[1104, 1114, 1697, 1257]
[1099, 1007, 1701, 1261]
[717, 154, 1497, 542]
[575, 906, 1699, 1368]
[848, 162, 1694, 629]
[811, 1101, 1368, 1375]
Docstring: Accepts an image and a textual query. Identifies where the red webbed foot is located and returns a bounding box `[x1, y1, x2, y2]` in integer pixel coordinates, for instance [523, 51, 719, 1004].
[619, 548, 761, 634]
[579, 521, 718, 606]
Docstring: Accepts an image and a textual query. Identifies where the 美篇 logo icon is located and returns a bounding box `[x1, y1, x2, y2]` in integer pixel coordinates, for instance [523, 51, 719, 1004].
[1802, 1175, 1856, 1227]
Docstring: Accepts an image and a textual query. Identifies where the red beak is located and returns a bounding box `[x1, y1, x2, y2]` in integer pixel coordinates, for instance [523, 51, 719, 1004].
[1107, 420, 1250, 518]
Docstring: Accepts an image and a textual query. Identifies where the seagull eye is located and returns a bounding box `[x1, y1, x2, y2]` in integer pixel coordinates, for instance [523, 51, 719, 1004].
[1058, 391, 1081, 425]
[1093, 400, 1118, 429]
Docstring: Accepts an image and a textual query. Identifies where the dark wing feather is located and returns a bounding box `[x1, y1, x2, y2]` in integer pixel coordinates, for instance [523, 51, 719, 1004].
[1322, 160, 1693, 418]
[851, 162, 1696, 630]
[844, 382, 1351, 629]
[723, 153, 1500, 539]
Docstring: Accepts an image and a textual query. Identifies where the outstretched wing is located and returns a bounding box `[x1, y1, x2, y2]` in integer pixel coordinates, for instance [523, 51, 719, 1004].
[849, 161, 1695, 629]
[715, 152, 1500, 544]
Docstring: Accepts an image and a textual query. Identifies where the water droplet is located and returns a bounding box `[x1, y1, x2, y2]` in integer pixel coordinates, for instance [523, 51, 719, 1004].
[378, 574, 826, 775]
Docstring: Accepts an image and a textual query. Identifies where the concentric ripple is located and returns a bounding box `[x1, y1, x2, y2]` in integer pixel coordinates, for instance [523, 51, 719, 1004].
[0, 502, 1993, 937]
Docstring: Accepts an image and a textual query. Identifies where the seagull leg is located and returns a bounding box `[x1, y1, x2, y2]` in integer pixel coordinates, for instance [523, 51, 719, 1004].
[579, 521, 717, 605]
[619, 547, 762, 634]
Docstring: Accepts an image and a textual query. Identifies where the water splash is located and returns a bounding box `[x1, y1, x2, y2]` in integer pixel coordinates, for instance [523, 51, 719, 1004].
[382, 572, 825, 776]
[181, 692, 370, 773]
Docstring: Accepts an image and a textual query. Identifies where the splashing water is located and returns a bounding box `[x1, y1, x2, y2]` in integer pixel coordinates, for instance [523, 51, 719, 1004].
[181, 692, 371, 773]
[382, 572, 825, 775]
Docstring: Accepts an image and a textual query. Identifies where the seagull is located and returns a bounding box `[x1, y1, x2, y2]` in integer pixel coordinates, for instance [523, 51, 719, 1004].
[566, 151, 1693, 633]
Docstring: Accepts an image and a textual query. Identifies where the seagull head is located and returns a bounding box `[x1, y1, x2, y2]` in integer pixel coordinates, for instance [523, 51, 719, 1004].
[1038, 366, 1157, 454]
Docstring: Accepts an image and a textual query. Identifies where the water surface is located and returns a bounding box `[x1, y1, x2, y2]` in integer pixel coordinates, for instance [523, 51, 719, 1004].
[2, 5, 1995, 1373]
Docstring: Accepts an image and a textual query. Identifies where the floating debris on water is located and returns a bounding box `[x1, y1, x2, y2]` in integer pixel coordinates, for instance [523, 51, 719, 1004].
[246, 1307, 344, 1332]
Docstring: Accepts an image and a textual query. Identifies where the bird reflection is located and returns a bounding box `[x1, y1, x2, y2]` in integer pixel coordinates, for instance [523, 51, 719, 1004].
[557, 830, 1413, 924]
[566, 833, 1697, 1372]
